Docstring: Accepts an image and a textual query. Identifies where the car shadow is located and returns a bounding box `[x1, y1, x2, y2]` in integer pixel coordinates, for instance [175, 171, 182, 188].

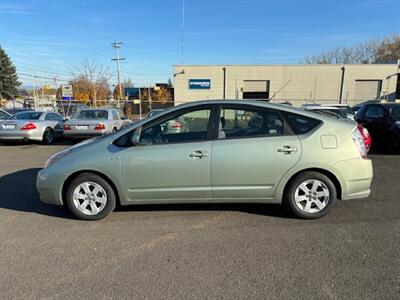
[0, 139, 75, 147]
[0, 168, 292, 219]
[117, 202, 291, 218]
[0, 168, 74, 219]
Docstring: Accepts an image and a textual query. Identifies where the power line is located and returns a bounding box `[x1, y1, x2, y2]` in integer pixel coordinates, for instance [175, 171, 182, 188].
[111, 42, 126, 100]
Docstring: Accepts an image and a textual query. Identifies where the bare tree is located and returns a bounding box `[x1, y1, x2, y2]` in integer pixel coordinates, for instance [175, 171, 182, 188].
[303, 34, 400, 64]
[72, 60, 112, 106]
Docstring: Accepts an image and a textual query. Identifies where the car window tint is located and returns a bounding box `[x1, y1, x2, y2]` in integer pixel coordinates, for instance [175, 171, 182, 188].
[282, 111, 321, 134]
[139, 109, 211, 145]
[219, 107, 284, 139]
[11, 112, 42, 120]
[74, 110, 108, 119]
[365, 106, 385, 119]
[388, 106, 400, 120]
[0, 111, 10, 120]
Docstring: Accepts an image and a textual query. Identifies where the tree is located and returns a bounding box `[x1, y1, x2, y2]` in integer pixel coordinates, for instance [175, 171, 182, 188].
[71, 60, 111, 106]
[0, 46, 21, 99]
[303, 34, 400, 64]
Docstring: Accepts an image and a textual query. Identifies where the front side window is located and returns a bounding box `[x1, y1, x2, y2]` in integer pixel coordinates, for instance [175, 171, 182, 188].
[112, 110, 120, 120]
[0, 111, 10, 120]
[218, 107, 284, 139]
[365, 106, 385, 119]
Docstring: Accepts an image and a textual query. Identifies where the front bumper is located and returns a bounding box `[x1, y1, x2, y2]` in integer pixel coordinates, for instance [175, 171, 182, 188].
[36, 168, 64, 205]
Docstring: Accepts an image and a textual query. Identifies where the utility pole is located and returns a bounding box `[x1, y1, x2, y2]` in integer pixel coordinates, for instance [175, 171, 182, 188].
[111, 42, 126, 103]
[181, 0, 185, 65]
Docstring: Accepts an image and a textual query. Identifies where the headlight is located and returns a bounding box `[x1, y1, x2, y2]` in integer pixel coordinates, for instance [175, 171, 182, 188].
[44, 149, 71, 169]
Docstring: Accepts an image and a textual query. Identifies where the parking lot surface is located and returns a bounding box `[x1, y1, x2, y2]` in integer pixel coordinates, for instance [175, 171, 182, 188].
[0, 142, 399, 299]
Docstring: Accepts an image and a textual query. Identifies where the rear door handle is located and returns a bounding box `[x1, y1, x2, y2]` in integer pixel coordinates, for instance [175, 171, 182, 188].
[277, 146, 298, 154]
[189, 150, 209, 159]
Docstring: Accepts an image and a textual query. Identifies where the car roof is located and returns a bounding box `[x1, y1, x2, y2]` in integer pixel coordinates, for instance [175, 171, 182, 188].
[306, 106, 339, 110]
[323, 104, 350, 107]
[149, 99, 349, 123]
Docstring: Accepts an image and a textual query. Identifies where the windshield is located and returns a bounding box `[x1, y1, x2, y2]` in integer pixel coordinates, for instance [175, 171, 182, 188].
[10, 112, 43, 120]
[74, 110, 108, 120]
[388, 106, 400, 120]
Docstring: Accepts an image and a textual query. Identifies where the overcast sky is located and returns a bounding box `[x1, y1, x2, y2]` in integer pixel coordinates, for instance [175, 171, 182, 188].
[1, 0, 399, 87]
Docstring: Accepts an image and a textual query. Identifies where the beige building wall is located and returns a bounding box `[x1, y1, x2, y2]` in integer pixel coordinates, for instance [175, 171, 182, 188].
[173, 64, 399, 106]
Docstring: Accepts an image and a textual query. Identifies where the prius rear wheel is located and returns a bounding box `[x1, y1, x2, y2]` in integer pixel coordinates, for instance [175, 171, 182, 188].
[65, 173, 116, 220]
[284, 171, 336, 219]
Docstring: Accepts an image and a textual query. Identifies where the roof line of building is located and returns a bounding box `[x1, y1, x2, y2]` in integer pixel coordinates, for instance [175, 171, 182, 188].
[173, 64, 398, 67]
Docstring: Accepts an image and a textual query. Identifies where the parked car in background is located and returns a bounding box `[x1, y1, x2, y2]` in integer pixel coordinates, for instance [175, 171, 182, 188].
[303, 106, 349, 119]
[352, 100, 380, 114]
[323, 104, 355, 119]
[3, 108, 34, 116]
[0, 111, 64, 144]
[63, 108, 124, 140]
[37, 100, 373, 220]
[0, 109, 11, 120]
[354, 103, 400, 151]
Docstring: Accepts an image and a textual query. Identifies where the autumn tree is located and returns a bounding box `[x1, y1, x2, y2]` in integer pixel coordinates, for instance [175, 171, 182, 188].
[303, 34, 400, 64]
[71, 60, 111, 106]
[113, 78, 134, 100]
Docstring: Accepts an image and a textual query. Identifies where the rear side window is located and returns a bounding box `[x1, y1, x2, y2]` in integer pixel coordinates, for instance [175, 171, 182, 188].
[11, 112, 43, 120]
[365, 106, 385, 119]
[282, 112, 321, 134]
[219, 107, 284, 139]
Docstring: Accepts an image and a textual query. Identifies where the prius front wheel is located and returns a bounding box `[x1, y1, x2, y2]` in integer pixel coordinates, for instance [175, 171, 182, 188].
[65, 173, 116, 220]
[284, 171, 336, 219]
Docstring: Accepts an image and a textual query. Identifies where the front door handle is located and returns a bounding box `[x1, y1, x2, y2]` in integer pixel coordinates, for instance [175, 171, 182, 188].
[189, 150, 209, 159]
[277, 146, 298, 154]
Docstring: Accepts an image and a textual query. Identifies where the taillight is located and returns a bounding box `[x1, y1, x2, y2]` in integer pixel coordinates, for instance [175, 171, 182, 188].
[20, 123, 37, 130]
[64, 125, 71, 130]
[95, 123, 105, 130]
[352, 126, 368, 159]
[171, 121, 182, 129]
[358, 125, 371, 152]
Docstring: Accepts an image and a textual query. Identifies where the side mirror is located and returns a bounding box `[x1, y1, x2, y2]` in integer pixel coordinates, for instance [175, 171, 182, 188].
[64, 116, 71, 121]
[121, 116, 127, 120]
[131, 126, 142, 146]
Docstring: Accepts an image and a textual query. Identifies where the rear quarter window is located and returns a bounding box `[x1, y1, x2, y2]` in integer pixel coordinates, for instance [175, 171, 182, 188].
[282, 111, 322, 134]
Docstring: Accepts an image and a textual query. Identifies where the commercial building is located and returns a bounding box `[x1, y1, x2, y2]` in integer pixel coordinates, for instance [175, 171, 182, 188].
[173, 64, 400, 106]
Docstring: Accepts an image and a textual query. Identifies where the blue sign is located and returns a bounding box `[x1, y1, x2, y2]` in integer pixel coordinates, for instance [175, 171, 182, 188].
[189, 79, 211, 89]
[62, 97, 72, 101]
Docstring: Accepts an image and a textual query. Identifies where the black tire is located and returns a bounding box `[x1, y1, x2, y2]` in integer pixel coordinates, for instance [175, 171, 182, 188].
[42, 128, 54, 145]
[65, 173, 116, 220]
[283, 171, 337, 219]
[112, 127, 117, 133]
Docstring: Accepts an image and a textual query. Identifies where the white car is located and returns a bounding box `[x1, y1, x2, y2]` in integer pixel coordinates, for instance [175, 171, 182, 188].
[323, 104, 355, 120]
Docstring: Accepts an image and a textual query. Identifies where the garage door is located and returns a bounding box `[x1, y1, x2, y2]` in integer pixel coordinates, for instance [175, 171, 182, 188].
[243, 80, 269, 99]
[354, 80, 382, 100]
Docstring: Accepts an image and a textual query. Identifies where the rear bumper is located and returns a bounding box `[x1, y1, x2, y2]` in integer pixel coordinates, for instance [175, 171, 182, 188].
[64, 130, 106, 139]
[0, 129, 42, 141]
[333, 158, 373, 200]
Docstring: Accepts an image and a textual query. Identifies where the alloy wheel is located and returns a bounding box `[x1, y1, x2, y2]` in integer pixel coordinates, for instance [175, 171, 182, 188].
[294, 179, 330, 214]
[72, 181, 107, 215]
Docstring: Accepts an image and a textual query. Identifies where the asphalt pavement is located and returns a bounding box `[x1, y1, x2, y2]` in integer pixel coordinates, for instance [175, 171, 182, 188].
[0, 142, 399, 299]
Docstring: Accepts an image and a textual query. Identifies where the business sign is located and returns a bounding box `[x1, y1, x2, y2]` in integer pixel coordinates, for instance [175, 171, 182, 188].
[61, 84, 73, 100]
[189, 79, 211, 90]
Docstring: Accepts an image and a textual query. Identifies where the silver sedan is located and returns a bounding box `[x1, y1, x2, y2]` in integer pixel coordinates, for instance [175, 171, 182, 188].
[0, 111, 64, 144]
[63, 108, 124, 140]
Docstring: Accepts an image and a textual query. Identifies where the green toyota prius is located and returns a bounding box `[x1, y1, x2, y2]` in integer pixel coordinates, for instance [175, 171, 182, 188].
[36, 100, 373, 220]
